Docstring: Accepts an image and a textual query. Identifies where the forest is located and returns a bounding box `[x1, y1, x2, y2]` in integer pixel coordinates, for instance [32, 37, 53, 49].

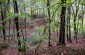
[0, 0, 85, 55]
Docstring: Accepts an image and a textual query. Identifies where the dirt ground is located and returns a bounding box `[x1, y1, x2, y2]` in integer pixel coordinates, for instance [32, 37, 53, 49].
[0, 19, 85, 55]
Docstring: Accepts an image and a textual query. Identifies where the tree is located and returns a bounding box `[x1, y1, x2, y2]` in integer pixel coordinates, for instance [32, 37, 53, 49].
[0, 2, 6, 42]
[47, 0, 51, 46]
[73, 0, 80, 42]
[13, 0, 21, 51]
[66, 6, 72, 43]
[59, 0, 66, 45]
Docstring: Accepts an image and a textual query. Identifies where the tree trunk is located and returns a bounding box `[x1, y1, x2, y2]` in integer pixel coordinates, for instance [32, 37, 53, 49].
[59, 0, 66, 45]
[7, 0, 10, 42]
[81, 5, 84, 37]
[73, 0, 80, 42]
[1, 4, 6, 42]
[67, 6, 72, 43]
[47, 0, 51, 46]
[13, 0, 21, 51]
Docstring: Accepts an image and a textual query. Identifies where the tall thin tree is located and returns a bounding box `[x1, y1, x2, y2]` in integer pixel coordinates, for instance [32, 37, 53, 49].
[47, 0, 51, 46]
[67, 6, 72, 43]
[1, 3, 6, 42]
[59, 0, 66, 45]
[13, 0, 21, 51]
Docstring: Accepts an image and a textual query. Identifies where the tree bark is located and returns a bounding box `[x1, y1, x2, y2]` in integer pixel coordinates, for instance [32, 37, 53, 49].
[74, 0, 79, 42]
[47, 0, 51, 46]
[67, 6, 72, 43]
[1, 4, 6, 42]
[59, 0, 66, 45]
[13, 0, 21, 51]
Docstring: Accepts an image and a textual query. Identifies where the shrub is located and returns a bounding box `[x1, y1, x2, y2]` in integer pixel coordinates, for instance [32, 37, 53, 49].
[19, 45, 25, 52]
[78, 48, 85, 55]
[32, 27, 44, 45]
[0, 43, 9, 50]
[32, 32, 41, 45]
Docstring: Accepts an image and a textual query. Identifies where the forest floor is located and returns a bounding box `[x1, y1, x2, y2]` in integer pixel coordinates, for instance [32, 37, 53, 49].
[0, 19, 85, 55]
[0, 37, 85, 55]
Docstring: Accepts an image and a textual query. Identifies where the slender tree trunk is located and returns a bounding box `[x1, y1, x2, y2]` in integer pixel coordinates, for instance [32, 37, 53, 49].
[47, 0, 51, 46]
[1, 4, 6, 42]
[31, 7, 34, 20]
[74, 14, 77, 42]
[59, 0, 66, 45]
[82, 17, 83, 36]
[7, 0, 10, 42]
[66, 14, 69, 42]
[13, 0, 21, 51]
[23, 2, 27, 53]
[74, 0, 80, 42]
[81, 5, 84, 37]
[67, 6, 72, 43]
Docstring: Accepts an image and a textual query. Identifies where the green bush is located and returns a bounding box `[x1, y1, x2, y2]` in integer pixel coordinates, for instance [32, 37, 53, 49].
[78, 48, 84, 55]
[32, 39, 41, 45]
[17, 43, 28, 52]
[17, 38, 28, 52]
[32, 27, 44, 45]
[32, 32, 41, 45]
[0, 44, 9, 50]
[19, 45, 26, 52]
